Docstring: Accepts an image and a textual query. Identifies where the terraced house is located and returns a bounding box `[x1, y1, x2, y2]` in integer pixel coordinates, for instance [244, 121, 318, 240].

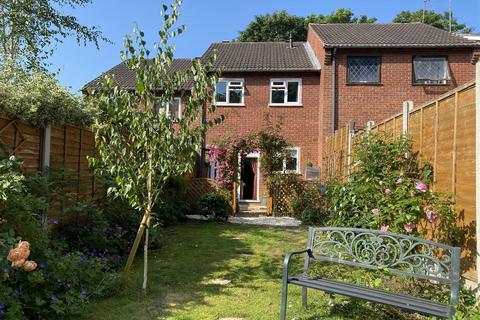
[85, 23, 479, 205]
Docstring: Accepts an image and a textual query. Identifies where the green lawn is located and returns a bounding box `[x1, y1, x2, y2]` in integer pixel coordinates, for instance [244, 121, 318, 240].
[81, 222, 429, 320]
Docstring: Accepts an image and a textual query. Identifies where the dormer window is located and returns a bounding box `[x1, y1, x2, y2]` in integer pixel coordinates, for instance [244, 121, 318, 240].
[214, 79, 244, 105]
[269, 79, 302, 106]
[413, 56, 450, 85]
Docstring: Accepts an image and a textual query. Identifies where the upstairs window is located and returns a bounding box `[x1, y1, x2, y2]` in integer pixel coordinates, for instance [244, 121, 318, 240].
[347, 56, 381, 84]
[166, 98, 182, 120]
[270, 79, 302, 105]
[413, 56, 450, 85]
[154, 97, 182, 120]
[273, 147, 301, 173]
[215, 79, 244, 105]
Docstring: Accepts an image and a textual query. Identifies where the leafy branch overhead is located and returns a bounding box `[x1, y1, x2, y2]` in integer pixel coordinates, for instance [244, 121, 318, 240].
[0, 0, 109, 70]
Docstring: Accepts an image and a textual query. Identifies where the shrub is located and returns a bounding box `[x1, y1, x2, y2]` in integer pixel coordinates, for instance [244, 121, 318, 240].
[153, 176, 190, 227]
[325, 132, 461, 244]
[0, 65, 93, 128]
[197, 192, 230, 221]
[291, 184, 328, 225]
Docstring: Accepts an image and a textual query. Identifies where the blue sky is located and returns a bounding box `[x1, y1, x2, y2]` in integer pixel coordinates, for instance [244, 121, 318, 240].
[50, 0, 480, 93]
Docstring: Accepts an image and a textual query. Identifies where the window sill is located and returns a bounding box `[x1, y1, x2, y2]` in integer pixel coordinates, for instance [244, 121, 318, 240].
[412, 83, 450, 87]
[214, 103, 245, 107]
[346, 83, 383, 86]
[269, 103, 302, 107]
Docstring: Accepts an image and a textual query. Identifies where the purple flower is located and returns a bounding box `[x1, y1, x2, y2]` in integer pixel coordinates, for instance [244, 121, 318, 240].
[0, 304, 5, 309]
[404, 223, 414, 233]
[384, 188, 391, 194]
[396, 177, 404, 185]
[380, 225, 389, 234]
[51, 294, 58, 301]
[3, 268, 9, 274]
[80, 257, 89, 265]
[414, 181, 428, 192]
[38, 263, 45, 270]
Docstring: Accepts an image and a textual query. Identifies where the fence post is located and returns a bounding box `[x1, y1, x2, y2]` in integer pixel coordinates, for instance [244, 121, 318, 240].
[475, 59, 480, 290]
[346, 120, 355, 177]
[41, 125, 51, 171]
[402, 101, 413, 135]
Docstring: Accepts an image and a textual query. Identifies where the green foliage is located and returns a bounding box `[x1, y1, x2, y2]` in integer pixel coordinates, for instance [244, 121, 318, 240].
[0, 156, 24, 201]
[326, 133, 461, 244]
[197, 192, 230, 221]
[238, 9, 376, 42]
[0, 64, 93, 128]
[0, 159, 121, 319]
[393, 10, 472, 33]
[0, 0, 108, 70]
[291, 184, 328, 226]
[152, 176, 190, 227]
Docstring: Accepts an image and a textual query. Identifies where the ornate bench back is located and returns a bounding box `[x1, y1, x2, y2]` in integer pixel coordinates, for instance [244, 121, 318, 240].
[307, 227, 461, 286]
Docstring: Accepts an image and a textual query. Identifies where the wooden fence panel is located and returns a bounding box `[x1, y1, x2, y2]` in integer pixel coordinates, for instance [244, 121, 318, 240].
[322, 81, 477, 281]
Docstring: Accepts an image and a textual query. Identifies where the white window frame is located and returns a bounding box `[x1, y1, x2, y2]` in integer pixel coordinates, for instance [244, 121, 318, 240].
[165, 97, 182, 120]
[269, 78, 302, 106]
[214, 78, 245, 106]
[274, 147, 301, 174]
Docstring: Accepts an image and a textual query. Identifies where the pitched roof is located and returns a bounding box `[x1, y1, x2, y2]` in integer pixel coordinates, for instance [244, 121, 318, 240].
[310, 23, 480, 49]
[83, 58, 193, 91]
[201, 41, 321, 72]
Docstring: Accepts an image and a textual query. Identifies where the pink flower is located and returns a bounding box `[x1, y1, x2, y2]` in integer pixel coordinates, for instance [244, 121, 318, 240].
[414, 181, 428, 192]
[425, 208, 438, 223]
[396, 177, 404, 185]
[371, 208, 380, 216]
[384, 188, 391, 194]
[380, 225, 389, 234]
[246, 128, 253, 133]
[404, 223, 414, 233]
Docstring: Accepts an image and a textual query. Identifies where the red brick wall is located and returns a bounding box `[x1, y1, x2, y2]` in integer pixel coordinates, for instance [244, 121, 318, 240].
[205, 71, 320, 199]
[335, 48, 476, 130]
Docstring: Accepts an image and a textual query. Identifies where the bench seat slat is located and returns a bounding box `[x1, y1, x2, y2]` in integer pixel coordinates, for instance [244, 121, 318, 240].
[288, 276, 452, 318]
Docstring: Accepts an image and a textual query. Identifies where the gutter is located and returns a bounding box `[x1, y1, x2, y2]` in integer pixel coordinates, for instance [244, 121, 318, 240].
[331, 48, 337, 133]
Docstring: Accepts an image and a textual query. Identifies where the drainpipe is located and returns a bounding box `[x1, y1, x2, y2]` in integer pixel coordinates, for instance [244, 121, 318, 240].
[331, 48, 338, 133]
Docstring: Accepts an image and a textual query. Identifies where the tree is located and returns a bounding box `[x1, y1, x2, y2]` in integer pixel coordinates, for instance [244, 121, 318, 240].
[393, 10, 472, 33]
[238, 9, 377, 42]
[88, 0, 223, 291]
[0, 0, 108, 70]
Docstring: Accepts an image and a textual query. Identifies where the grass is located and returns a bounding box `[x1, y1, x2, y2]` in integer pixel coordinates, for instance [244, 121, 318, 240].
[80, 222, 440, 320]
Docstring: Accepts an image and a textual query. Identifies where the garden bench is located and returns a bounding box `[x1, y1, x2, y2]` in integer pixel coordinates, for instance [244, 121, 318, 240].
[280, 227, 461, 320]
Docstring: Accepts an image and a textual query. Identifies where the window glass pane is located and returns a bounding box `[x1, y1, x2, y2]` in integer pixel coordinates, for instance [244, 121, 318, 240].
[271, 89, 285, 104]
[348, 57, 380, 83]
[273, 81, 285, 86]
[413, 57, 449, 84]
[287, 82, 299, 102]
[229, 89, 242, 104]
[272, 155, 284, 172]
[285, 150, 298, 171]
[168, 99, 180, 118]
[215, 81, 227, 102]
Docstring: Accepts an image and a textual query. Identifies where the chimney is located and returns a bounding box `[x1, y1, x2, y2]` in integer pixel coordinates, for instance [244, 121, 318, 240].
[288, 32, 293, 48]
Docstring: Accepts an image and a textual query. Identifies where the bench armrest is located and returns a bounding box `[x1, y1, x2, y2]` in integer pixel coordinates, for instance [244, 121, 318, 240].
[282, 249, 313, 280]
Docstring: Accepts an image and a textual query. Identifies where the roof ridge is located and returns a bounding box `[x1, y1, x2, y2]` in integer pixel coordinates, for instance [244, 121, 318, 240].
[310, 22, 425, 26]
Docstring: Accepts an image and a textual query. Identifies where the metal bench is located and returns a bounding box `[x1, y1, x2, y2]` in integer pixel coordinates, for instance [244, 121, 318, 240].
[280, 227, 461, 320]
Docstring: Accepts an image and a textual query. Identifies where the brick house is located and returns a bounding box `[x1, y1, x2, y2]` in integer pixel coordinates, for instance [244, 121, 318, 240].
[85, 23, 479, 206]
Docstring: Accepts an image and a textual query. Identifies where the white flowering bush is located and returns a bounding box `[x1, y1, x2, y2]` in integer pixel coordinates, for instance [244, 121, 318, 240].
[0, 64, 93, 128]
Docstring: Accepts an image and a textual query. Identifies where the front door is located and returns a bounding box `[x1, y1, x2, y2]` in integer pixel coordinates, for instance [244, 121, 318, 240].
[240, 157, 258, 201]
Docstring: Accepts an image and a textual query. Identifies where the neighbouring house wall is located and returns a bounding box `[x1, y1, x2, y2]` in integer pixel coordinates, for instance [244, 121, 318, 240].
[334, 48, 476, 130]
[205, 71, 321, 200]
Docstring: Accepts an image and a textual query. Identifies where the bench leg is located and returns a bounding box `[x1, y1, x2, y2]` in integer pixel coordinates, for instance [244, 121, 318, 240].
[302, 287, 307, 308]
[280, 281, 288, 320]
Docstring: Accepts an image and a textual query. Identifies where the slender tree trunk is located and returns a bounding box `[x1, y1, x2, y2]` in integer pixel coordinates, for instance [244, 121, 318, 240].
[142, 220, 149, 292]
[124, 208, 150, 273]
